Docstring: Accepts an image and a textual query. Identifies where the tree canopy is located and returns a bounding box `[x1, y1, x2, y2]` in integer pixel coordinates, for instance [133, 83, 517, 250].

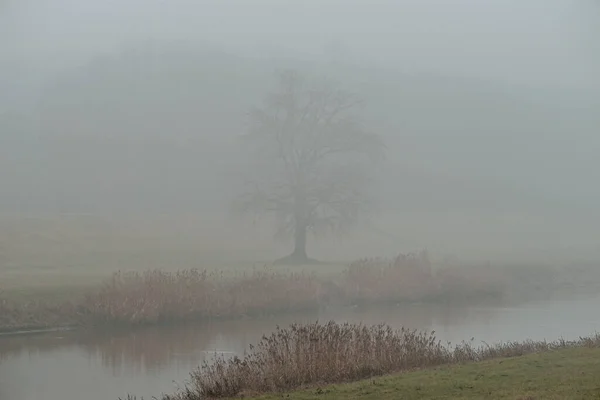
[235, 70, 385, 263]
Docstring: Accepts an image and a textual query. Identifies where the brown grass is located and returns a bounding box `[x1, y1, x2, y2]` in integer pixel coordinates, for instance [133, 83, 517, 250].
[79, 268, 321, 325]
[121, 321, 600, 399]
[341, 252, 504, 304]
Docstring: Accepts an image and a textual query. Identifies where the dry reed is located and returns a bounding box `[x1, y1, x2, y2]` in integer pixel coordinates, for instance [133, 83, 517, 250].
[342, 252, 436, 303]
[141, 321, 600, 399]
[80, 268, 321, 325]
[0, 255, 510, 331]
[341, 252, 504, 304]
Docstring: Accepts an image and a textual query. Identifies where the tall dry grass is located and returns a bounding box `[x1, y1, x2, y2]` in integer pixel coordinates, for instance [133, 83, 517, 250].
[80, 268, 321, 325]
[341, 252, 504, 304]
[342, 252, 436, 303]
[136, 321, 600, 399]
[79, 258, 504, 327]
[1, 254, 510, 331]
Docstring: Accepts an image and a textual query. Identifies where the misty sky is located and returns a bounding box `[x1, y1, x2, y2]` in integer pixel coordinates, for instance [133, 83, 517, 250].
[1, 0, 599, 261]
[2, 0, 598, 88]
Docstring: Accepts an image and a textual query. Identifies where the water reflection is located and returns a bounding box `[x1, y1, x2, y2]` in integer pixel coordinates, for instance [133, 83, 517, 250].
[1, 297, 599, 400]
[0, 301, 494, 366]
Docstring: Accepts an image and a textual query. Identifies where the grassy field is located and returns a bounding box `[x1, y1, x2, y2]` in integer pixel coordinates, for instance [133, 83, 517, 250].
[2, 215, 599, 333]
[248, 347, 600, 400]
[2, 213, 598, 309]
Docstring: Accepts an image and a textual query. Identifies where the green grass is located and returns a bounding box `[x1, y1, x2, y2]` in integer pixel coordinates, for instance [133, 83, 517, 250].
[250, 347, 600, 400]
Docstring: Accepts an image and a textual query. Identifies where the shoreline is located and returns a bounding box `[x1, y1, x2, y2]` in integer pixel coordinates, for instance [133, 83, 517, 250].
[0, 325, 76, 337]
[1, 279, 597, 338]
[0, 293, 498, 337]
[2, 261, 599, 337]
[120, 321, 600, 400]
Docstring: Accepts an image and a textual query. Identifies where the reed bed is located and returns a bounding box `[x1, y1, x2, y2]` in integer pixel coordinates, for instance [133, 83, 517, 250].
[342, 253, 436, 303]
[1, 255, 510, 331]
[80, 269, 321, 325]
[77, 258, 505, 327]
[136, 321, 600, 399]
[342, 252, 504, 304]
[224, 270, 320, 316]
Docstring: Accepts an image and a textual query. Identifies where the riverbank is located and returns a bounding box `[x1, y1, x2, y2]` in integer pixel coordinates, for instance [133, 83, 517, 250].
[246, 346, 600, 399]
[4, 295, 600, 400]
[0, 254, 508, 333]
[121, 320, 600, 400]
[2, 256, 599, 334]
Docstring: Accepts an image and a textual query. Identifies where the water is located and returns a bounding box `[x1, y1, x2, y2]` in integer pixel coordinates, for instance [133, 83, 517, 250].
[1, 295, 599, 400]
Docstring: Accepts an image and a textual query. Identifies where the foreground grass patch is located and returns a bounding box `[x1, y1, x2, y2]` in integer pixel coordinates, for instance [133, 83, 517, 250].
[137, 321, 600, 399]
[250, 346, 600, 399]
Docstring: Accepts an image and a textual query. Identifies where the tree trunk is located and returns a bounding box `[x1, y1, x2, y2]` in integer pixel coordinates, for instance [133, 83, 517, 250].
[291, 219, 308, 261]
[274, 187, 318, 265]
[274, 220, 312, 265]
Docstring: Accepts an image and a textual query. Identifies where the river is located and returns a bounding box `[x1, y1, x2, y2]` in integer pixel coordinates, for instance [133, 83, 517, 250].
[1, 294, 599, 400]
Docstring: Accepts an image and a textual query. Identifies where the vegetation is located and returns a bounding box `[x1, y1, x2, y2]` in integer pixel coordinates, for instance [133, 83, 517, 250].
[343, 252, 503, 304]
[242, 347, 600, 400]
[0, 296, 78, 333]
[81, 269, 320, 325]
[0, 253, 504, 332]
[121, 321, 600, 399]
[235, 70, 385, 264]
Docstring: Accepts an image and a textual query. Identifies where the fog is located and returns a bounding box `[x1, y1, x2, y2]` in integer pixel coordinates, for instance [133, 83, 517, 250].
[1, 2, 600, 399]
[1, 0, 599, 264]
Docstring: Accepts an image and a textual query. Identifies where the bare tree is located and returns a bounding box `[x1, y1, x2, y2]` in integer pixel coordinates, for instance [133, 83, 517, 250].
[235, 70, 385, 264]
